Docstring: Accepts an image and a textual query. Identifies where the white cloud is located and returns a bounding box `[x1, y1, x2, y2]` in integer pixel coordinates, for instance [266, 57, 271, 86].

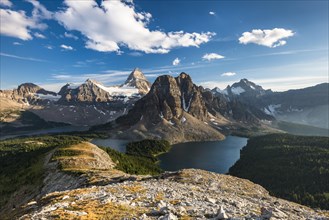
[0, 0, 51, 40]
[128, 51, 143, 57]
[172, 57, 180, 66]
[221, 72, 236, 77]
[0, 52, 47, 62]
[0, 0, 12, 7]
[26, 0, 53, 19]
[55, 0, 215, 53]
[13, 41, 22, 45]
[239, 28, 294, 48]
[209, 11, 215, 15]
[34, 32, 46, 38]
[51, 70, 132, 85]
[202, 53, 225, 61]
[60, 44, 73, 50]
[45, 45, 53, 49]
[0, 9, 43, 40]
[64, 32, 78, 40]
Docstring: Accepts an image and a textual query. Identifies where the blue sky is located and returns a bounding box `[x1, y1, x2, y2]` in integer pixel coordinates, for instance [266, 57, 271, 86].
[0, 0, 328, 92]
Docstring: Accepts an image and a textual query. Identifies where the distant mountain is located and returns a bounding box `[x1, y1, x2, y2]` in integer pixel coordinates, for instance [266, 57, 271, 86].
[260, 83, 329, 129]
[16, 83, 57, 97]
[121, 68, 151, 95]
[212, 79, 328, 129]
[95, 73, 226, 143]
[0, 82, 60, 106]
[212, 79, 271, 97]
[58, 69, 150, 103]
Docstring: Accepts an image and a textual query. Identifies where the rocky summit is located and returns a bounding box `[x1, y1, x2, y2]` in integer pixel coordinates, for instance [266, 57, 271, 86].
[19, 169, 328, 219]
[123, 68, 151, 95]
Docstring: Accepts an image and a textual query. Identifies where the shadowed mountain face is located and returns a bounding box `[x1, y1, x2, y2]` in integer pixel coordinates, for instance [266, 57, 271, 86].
[102, 72, 226, 143]
[116, 72, 208, 126]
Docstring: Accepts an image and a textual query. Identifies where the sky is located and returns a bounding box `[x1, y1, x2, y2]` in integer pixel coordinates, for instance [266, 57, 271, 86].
[0, 0, 328, 92]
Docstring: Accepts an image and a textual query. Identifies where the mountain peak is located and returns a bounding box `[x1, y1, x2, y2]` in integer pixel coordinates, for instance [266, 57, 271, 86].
[123, 68, 151, 95]
[179, 72, 190, 79]
[16, 83, 56, 96]
[85, 78, 100, 84]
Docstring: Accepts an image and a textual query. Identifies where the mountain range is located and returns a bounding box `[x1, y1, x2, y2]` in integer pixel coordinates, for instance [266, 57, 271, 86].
[1, 68, 328, 140]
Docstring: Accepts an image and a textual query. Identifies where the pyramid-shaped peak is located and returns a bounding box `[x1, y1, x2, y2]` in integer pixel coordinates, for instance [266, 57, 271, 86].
[128, 68, 147, 80]
[85, 78, 100, 84]
[123, 68, 151, 95]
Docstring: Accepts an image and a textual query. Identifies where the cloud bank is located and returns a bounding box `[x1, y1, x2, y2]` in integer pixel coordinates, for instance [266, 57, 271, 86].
[55, 0, 215, 54]
[0, 0, 51, 40]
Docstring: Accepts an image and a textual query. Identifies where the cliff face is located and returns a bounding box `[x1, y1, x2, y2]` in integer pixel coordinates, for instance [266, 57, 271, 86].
[110, 73, 225, 143]
[117, 73, 208, 125]
[19, 169, 328, 219]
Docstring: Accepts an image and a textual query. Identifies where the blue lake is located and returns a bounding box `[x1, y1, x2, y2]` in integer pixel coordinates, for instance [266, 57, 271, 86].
[158, 136, 248, 174]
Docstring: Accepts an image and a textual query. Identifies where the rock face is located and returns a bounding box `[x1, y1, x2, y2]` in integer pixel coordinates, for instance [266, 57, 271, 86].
[97, 73, 225, 143]
[59, 79, 112, 103]
[122, 68, 151, 95]
[117, 73, 208, 126]
[19, 169, 329, 219]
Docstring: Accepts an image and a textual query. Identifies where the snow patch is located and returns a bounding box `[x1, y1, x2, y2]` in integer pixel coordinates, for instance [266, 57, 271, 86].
[182, 93, 193, 111]
[36, 93, 61, 101]
[94, 82, 139, 97]
[231, 86, 245, 95]
[264, 104, 281, 116]
[93, 106, 106, 115]
[68, 84, 79, 89]
[181, 117, 186, 123]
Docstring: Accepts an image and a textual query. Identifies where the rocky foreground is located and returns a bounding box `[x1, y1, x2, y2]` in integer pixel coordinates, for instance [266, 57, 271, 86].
[19, 169, 328, 220]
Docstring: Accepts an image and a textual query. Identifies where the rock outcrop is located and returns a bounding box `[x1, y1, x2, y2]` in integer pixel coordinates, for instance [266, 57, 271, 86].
[19, 169, 329, 219]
